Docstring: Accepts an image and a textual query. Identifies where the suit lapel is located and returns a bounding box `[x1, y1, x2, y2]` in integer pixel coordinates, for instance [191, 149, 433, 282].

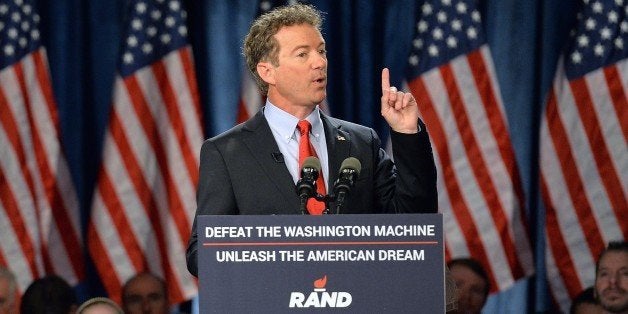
[321, 114, 351, 189]
[241, 111, 299, 213]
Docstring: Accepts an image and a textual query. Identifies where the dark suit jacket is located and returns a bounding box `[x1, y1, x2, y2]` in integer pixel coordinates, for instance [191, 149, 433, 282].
[186, 110, 437, 276]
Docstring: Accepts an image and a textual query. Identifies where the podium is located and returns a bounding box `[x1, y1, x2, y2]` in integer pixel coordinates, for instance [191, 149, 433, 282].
[197, 214, 444, 313]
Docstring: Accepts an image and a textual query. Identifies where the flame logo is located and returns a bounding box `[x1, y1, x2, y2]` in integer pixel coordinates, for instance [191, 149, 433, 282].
[313, 275, 327, 289]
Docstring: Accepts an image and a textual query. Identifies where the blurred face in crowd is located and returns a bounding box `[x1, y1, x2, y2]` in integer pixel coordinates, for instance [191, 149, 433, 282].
[595, 251, 628, 313]
[0, 276, 15, 314]
[259, 23, 327, 116]
[123, 274, 168, 314]
[450, 264, 488, 314]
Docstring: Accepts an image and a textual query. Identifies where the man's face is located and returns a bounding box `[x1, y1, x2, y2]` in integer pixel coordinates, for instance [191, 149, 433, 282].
[264, 24, 327, 111]
[0, 277, 14, 314]
[450, 265, 487, 314]
[123, 275, 168, 314]
[595, 251, 628, 313]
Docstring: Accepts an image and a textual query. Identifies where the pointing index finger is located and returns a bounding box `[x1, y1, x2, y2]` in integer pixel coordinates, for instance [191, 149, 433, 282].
[382, 68, 390, 93]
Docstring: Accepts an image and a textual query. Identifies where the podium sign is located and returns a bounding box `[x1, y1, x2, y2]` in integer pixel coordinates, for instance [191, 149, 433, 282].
[198, 214, 444, 313]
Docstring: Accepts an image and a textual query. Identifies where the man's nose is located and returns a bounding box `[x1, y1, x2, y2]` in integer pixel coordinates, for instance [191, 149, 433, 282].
[312, 53, 326, 69]
[142, 299, 152, 312]
[609, 273, 618, 286]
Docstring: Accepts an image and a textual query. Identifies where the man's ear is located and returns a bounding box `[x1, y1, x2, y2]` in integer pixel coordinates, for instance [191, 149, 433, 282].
[257, 62, 275, 85]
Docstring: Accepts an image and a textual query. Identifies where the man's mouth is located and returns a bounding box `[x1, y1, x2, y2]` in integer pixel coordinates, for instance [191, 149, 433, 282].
[603, 289, 626, 300]
[313, 77, 326, 84]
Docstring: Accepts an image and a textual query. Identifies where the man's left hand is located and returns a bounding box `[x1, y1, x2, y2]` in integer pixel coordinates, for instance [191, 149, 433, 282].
[380, 68, 419, 134]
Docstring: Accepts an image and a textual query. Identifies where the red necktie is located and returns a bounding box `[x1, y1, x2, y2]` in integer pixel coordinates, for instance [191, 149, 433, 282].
[297, 120, 326, 215]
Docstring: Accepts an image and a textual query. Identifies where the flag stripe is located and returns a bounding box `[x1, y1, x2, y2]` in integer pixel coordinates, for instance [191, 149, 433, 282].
[97, 166, 147, 272]
[151, 60, 198, 196]
[542, 175, 584, 296]
[603, 65, 628, 142]
[0, 166, 40, 279]
[584, 66, 628, 239]
[540, 89, 598, 292]
[471, 49, 533, 277]
[0, 65, 42, 228]
[601, 67, 628, 194]
[0, 200, 36, 291]
[468, 49, 526, 208]
[431, 133, 473, 267]
[88, 194, 129, 303]
[5, 61, 57, 272]
[547, 84, 606, 257]
[130, 71, 194, 297]
[170, 51, 203, 215]
[458, 50, 531, 278]
[159, 54, 204, 291]
[0, 74, 43, 278]
[440, 62, 522, 287]
[19, 54, 84, 277]
[544, 232, 574, 312]
[408, 75, 499, 291]
[571, 78, 628, 229]
[177, 48, 204, 156]
[111, 79, 174, 276]
[11, 62, 57, 275]
[109, 102, 173, 274]
[139, 62, 194, 244]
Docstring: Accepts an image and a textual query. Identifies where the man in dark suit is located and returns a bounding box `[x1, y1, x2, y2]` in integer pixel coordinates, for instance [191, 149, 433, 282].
[186, 3, 437, 277]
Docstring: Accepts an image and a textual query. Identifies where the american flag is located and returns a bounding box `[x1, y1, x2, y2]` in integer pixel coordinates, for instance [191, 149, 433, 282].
[0, 0, 84, 292]
[404, 0, 534, 292]
[87, 0, 202, 304]
[541, 0, 627, 311]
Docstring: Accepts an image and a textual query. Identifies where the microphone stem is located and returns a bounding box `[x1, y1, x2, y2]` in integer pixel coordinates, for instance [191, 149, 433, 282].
[299, 195, 309, 215]
[334, 191, 346, 215]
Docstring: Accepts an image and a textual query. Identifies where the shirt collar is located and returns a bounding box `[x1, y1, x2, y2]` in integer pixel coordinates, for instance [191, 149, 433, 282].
[264, 101, 323, 143]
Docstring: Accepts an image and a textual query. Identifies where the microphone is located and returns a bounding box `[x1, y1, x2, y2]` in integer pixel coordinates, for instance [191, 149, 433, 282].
[332, 157, 361, 214]
[295, 156, 321, 215]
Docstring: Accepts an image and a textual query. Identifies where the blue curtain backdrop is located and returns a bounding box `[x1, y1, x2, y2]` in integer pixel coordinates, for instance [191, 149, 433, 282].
[35, 0, 578, 312]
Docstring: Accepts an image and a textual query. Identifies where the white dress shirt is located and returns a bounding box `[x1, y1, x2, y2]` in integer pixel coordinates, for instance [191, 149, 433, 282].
[263, 102, 329, 189]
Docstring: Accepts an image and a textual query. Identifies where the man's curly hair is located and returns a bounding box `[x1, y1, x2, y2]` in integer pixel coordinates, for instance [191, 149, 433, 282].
[243, 4, 323, 95]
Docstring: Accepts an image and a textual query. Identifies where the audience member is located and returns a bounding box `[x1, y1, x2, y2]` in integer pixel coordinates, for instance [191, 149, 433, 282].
[570, 286, 603, 314]
[20, 275, 78, 314]
[0, 267, 17, 314]
[122, 272, 169, 314]
[594, 241, 628, 314]
[76, 297, 123, 314]
[445, 265, 458, 312]
[447, 258, 490, 314]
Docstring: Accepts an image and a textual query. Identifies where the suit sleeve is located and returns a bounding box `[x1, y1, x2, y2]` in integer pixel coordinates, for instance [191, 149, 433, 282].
[186, 139, 237, 277]
[377, 118, 438, 213]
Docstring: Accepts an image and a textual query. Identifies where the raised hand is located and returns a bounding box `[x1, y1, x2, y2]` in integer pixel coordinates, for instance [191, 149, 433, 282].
[380, 68, 419, 134]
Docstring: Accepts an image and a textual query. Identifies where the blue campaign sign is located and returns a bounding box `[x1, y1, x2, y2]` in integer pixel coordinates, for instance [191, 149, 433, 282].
[197, 214, 444, 313]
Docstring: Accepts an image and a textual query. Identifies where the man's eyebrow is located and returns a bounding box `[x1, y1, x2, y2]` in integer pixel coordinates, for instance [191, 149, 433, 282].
[290, 44, 310, 53]
[290, 41, 326, 53]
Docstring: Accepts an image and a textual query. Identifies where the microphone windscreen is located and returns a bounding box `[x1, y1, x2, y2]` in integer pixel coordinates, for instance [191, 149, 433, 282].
[340, 157, 361, 176]
[303, 156, 321, 172]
